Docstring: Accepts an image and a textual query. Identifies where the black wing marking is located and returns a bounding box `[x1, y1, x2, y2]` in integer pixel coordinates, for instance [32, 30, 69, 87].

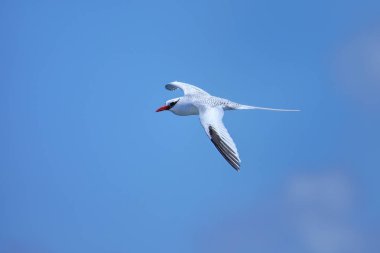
[165, 81, 210, 95]
[209, 126, 240, 171]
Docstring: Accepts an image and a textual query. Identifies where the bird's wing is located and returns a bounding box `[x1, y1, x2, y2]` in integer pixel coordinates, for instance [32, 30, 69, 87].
[165, 81, 210, 96]
[199, 106, 241, 171]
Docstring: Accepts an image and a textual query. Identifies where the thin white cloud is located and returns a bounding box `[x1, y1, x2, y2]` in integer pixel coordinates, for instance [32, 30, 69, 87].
[333, 27, 380, 108]
[196, 169, 378, 253]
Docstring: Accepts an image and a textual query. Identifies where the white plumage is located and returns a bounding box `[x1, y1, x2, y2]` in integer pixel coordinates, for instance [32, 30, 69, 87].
[156, 81, 299, 171]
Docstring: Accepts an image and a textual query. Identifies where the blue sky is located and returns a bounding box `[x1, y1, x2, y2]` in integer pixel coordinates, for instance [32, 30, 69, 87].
[1, 0, 379, 252]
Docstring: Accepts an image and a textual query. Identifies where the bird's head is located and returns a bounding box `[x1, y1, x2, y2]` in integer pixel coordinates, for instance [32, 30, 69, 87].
[156, 98, 180, 112]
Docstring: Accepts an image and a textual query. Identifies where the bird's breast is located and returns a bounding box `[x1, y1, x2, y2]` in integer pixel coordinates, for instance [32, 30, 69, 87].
[171, 102, 199, 116]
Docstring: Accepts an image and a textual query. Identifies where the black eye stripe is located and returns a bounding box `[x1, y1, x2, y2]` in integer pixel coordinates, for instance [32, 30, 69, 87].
[169, 99, 179, 107]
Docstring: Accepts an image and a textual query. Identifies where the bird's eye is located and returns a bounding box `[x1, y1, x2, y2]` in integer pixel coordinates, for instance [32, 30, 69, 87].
[169, 100, 179, 107]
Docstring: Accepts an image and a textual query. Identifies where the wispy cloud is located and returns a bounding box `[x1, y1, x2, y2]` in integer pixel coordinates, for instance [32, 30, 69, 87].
[196, 169, 379, 253]
[333, 26, 380, 108]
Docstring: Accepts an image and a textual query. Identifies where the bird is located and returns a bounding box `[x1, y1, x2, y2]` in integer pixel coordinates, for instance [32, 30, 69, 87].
[156, 81, 299, 171]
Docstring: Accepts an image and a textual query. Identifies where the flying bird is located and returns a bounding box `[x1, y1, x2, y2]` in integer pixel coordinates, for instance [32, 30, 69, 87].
[156, 81, 299, 171]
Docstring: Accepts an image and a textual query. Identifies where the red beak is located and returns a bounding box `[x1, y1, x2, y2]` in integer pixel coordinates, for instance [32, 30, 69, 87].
[156, 105, 171, 112]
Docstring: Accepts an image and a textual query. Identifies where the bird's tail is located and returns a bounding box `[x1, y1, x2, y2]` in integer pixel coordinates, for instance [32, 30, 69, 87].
[237, 104, 300, 112]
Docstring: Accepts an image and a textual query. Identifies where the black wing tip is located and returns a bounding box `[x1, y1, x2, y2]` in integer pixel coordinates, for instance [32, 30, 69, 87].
[209, 126, 241, 172]
[231, 161, 240, 171]
[165, 84, 175, 90]
[165, 81, 182, 90]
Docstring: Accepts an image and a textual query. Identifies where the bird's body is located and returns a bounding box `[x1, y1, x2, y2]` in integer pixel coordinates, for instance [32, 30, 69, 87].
[156, 81, 299, 171]
[169, 96, 237, 116]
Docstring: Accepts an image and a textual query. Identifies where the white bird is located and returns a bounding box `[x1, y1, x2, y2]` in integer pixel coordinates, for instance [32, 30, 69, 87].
[156, 81, 299, 171]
